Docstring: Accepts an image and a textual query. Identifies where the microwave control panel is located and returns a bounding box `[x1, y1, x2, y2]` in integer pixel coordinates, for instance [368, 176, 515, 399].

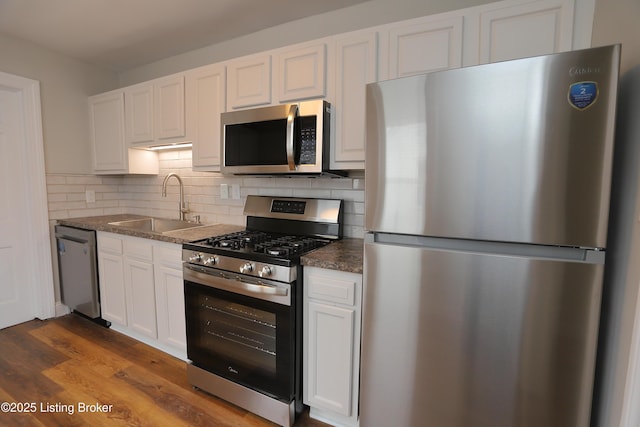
[298, 116, 316, 165]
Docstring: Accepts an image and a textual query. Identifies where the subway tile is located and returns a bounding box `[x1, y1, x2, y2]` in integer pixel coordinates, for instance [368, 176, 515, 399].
[47, 172, 365, 238]
[65, 175, 103, 185]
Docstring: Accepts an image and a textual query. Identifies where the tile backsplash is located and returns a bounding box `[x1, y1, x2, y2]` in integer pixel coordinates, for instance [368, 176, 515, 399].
[47, 150, 365, 238]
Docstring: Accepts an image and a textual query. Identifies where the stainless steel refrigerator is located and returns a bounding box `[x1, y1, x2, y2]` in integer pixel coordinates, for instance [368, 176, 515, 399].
[361, 45, 620, 427]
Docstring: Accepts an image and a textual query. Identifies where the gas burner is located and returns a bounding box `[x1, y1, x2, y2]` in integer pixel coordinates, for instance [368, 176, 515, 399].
[183, 196, 342, 267]
[190, 231, 330, 261]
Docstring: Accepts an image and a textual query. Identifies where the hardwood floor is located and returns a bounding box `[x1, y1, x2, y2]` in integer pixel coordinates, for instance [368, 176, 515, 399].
[0, 314, 330, 427]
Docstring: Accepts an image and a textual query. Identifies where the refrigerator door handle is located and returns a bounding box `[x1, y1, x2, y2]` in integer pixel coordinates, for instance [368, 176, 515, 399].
[368, 232, 605, 264]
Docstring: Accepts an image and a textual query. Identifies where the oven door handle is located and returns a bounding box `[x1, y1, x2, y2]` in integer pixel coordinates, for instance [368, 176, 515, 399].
[235, 278, 288, 296]
[184, 264, 291, 305]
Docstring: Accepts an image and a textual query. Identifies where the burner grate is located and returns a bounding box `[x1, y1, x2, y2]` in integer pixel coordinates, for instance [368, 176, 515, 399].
[194, 231, 328, 260]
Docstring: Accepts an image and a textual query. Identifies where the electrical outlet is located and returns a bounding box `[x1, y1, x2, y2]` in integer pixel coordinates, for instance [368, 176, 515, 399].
[85, 190, 95, 203]
[231, 184, 241, 200]
[220, 184, 229, 199]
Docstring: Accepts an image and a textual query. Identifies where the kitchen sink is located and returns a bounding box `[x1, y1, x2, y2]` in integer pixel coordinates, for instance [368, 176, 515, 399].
[108, 217, 206, 234]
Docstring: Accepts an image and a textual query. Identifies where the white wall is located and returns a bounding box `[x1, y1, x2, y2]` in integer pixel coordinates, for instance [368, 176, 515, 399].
[592, 0, 640, 74]
[0, 33, 118, 174]
[119, 0, 500, 85]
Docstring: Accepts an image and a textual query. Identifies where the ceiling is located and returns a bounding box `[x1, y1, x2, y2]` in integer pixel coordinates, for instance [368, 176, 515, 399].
[0, 0, 369, 72]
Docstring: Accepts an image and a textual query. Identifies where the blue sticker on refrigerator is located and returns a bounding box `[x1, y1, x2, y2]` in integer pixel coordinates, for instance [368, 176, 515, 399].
[568, 81, 599, 110]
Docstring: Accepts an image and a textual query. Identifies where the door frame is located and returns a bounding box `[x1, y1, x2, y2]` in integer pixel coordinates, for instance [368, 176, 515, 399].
[0, 70, 55, 321]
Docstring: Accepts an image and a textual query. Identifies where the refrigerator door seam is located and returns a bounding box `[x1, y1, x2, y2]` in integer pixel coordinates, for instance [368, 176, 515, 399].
[367, 232, 606, 264]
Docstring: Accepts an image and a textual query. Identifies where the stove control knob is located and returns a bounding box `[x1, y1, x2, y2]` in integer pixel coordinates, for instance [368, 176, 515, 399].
[204, 256, 218, 266]
[258, 266, 272, 278]
[189, 253, 203, 263]
[240, 263, 253, 274]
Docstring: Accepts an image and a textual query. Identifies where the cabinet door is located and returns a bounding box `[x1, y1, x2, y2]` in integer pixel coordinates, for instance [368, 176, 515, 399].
[97, 251, 126, 326]
[154, 243, 186, 352]
[385, 16, 463, 79]
[125, 83, 154, 145]
[306, 301, 355, 416]
[154, 75, 186, 141]
[277, 44, 326, 102]
[97, 233, 127, 326]
[89, 91, 127, 173]
[187, 63, 226, 170]
[226, 54, 272, 110]
[332, 31, 378, 169]
[304, 266, 362, 423]
[154, 264, 186, 351]
[123, 257, 157, 339]
[478, 0, 574, 63]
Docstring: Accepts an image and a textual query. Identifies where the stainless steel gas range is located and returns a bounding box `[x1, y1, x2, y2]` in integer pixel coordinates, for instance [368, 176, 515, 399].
[182, 195, 343, 426]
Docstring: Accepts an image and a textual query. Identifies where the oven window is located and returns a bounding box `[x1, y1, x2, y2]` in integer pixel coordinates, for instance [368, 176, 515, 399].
[201, 296, 277, 375]
[185, 281, 295, 400]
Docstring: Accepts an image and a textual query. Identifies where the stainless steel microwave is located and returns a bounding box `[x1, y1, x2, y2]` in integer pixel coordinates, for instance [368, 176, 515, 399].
[221, 100, 345, 176]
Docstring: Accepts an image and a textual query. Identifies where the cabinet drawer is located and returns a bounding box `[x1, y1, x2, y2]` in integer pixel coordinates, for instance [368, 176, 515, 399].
[124, 238, 153, 262]
[154, 243, 183, 270]
[307, 269, 357, 306]
[98, 233, 123, 255]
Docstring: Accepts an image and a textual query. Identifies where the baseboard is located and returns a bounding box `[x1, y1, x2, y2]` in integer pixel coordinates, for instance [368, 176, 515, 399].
[55, 302, 71, 317]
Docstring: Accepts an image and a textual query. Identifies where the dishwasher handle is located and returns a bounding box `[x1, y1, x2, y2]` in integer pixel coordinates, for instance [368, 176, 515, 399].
[55, 233, 89, 244]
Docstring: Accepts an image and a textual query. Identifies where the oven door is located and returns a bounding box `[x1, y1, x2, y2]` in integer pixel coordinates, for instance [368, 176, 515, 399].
[184, 264, 296, 401]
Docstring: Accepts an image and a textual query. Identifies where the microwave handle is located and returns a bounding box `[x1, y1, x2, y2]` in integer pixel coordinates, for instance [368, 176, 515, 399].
[286, 104, 298, 171]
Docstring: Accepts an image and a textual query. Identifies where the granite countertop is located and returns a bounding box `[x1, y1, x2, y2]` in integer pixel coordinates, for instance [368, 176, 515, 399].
[301, 238, 364, 274]
[57, 214, 244, 244]
[58, 214, 364, 273]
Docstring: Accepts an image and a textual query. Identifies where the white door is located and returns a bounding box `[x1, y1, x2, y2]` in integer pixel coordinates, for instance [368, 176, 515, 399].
[0, 89, 36, 327]
[0, 72, 54, 329]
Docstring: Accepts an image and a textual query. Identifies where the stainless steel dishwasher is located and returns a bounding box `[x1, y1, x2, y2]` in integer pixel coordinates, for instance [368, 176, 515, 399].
[55, 225, 107, 324]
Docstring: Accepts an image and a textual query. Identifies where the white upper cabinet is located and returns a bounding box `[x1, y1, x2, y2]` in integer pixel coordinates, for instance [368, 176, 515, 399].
[125, 82, 154, 145]
[226, 53, 272, 110]
[331, 30, 378, 170]
[90, 90, 159, 175]
[276, 43, 327, 102]
[90, 91, 127, 172]
[186, 63, 226, 171]
[475, 0, 575, 64]
[89, 0, 586, 174]
[227, 43, 328, 110]
[381, 15, 464, 80]
[154, 74, 186, 141]
[125, 74, 186, 147]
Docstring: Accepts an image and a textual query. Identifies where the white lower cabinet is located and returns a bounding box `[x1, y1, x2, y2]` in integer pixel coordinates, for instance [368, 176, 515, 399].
[153, 243, 187, 351]
[304, 266, 362, 427]
[96, 234, 127, 325]
[97, 232, 186, 359]
[123, 237, 156, 339]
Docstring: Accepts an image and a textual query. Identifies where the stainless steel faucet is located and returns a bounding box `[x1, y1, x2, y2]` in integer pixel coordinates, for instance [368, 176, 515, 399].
[161, 173, 189, 221]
